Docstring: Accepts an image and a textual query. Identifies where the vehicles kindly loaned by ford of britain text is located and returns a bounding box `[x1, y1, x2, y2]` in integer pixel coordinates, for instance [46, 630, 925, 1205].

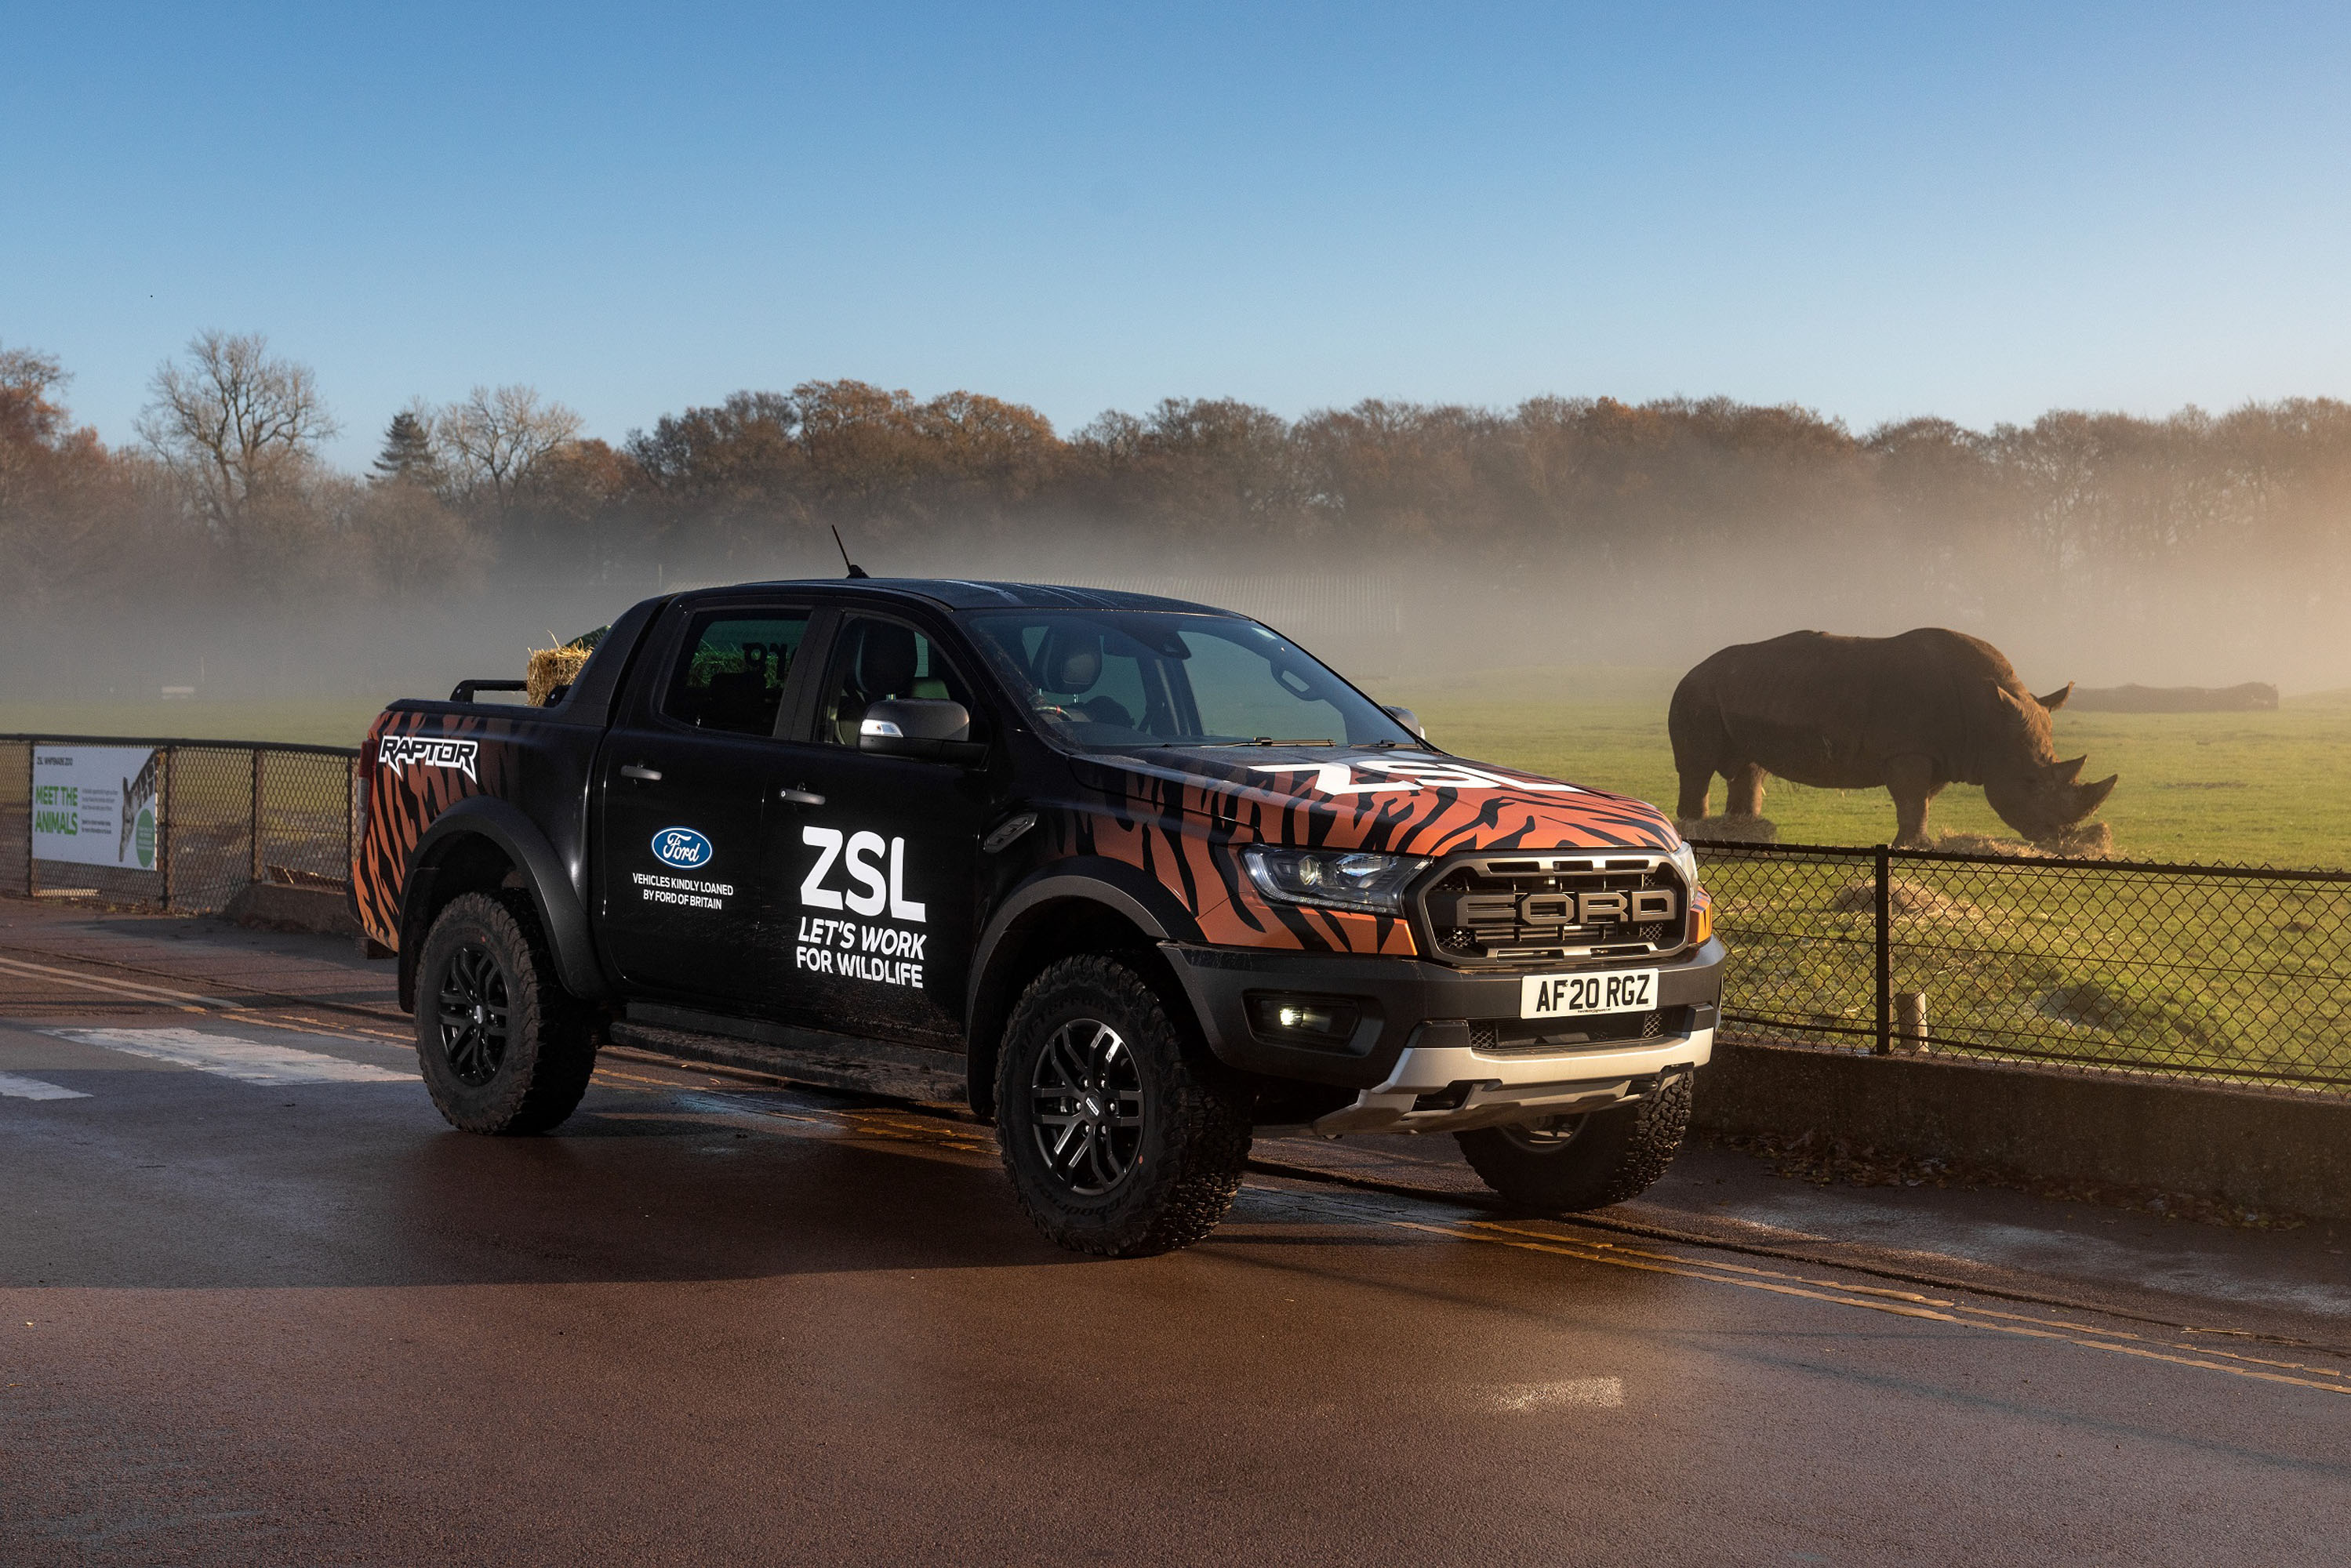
[355, 579, 1725, 1254]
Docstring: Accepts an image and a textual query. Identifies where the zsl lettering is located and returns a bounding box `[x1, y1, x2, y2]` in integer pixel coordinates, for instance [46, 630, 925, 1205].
[799, 826, 925, 921]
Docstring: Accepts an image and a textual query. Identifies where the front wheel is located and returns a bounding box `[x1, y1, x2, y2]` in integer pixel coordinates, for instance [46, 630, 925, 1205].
[1455, 1073, 1692, 1212]
[994, 955, 1252, 1257]
[413, 891, 598, 1134]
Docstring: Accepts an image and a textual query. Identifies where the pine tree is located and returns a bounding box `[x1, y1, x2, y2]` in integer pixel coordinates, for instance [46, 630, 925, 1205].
[372, 408, 438, 485]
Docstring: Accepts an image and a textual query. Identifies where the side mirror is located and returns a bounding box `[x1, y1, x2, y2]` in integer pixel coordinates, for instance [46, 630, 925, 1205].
[859, 699, 987, 764]
[1382, 705, 1426, 740]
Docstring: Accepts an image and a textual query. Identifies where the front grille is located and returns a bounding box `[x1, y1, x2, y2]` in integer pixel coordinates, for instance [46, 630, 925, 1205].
[1469, 1007, 1680, 1054]
[1419, 853, 1690, 967]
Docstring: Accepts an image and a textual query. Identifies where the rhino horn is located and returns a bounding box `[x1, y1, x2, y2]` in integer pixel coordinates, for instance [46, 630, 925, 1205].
[2036, 681, 2074, 711]
[2045, 754, 2088, 785]
[2071, 774, 2118, 819]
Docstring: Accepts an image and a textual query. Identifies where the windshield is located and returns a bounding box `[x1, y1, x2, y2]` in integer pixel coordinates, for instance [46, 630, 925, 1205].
[964, 610, 1422, 753]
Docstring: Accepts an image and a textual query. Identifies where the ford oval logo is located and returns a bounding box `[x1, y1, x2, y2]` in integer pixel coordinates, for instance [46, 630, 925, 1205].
[651, 827, 714, 868]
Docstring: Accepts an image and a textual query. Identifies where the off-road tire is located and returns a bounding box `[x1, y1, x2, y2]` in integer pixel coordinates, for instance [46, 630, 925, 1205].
[413, 891, 598, 1135]
[994, 955, 1252, 1257]
[1456, 1073, 1693, 1212]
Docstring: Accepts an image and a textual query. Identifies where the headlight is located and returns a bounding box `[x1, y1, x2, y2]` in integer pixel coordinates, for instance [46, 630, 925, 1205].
[1242, 845, 1431, 916]
[1668, 839, 1699, 891]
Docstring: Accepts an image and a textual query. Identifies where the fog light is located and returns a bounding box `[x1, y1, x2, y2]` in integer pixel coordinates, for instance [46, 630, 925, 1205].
[1252, 995, 1361, 1044]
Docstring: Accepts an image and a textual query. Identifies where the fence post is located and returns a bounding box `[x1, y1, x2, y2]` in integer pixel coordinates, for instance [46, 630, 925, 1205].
[249, 747, 266, 884]
[158, 746, 176, 912]
[25, 742, 38, 898]
[1873, 844, 1892, 1056]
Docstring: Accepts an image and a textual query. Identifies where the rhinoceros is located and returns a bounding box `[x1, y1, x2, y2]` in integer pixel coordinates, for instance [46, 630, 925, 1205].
[1668, 629, 2117, 847]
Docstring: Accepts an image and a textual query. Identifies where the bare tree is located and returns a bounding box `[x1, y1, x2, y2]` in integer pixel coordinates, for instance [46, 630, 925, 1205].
[437, 384, 583, 517]
[136, 331, 337, 529]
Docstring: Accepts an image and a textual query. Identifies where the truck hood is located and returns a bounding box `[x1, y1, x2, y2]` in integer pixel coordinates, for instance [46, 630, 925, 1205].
[1070, 744, 1679, 858]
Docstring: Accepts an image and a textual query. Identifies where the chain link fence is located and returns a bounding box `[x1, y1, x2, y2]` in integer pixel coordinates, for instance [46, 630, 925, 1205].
[1697, 840, 2351, 1098]
[7, 733, 2347, 1099]
[1, 735, 359, 916]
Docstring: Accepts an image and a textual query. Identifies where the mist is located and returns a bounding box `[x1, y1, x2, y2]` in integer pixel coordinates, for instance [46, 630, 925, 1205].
[8, 340, 2349, 716]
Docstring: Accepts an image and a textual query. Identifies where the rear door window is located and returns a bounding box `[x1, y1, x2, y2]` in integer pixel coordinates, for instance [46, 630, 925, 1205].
[663, 610, 812, 736]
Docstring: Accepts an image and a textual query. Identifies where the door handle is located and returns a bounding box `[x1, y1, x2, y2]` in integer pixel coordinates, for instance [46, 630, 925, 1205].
[777, 787, 826, 807]
[620, 764, 663, 782]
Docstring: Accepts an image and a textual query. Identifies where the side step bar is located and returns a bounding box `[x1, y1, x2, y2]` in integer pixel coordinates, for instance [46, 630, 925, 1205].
[609, 1002, 967, 1105]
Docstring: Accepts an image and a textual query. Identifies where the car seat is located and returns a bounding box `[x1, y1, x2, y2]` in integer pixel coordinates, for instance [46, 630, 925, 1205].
[1029, 626, 1133, 728]
[830, 622, 922, 742]
[699, 644, 779, 733]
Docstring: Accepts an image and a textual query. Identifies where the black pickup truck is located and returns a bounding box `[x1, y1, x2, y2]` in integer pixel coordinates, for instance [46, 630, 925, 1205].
[354, 579, 1725, 1254]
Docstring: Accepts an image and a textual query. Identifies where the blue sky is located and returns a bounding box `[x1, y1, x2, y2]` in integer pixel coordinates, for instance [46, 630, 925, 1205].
[5, 2, 2347, 466]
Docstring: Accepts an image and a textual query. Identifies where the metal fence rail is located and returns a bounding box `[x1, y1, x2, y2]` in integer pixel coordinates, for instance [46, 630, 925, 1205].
[1, 735, 360, 916]
[1696, 840, 2351, 1098]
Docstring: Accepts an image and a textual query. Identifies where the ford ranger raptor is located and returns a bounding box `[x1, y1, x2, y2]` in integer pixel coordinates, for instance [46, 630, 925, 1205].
[354, 579, 1724, 1255]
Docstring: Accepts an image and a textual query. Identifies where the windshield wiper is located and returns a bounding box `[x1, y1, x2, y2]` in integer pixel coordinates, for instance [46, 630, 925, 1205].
[1168, 738, 1335, 749]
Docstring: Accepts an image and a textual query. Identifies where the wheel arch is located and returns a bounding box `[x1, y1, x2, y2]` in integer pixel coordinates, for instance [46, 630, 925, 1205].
[964, 861, 1201, 1120]
[398, 797, 607, 1011]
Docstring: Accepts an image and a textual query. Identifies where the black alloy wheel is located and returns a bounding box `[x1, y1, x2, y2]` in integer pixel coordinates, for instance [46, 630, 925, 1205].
[412, 891, 598, 1135]
[994, 953, 1252, 1257]
[1029, 1018, 1145, 1196]
[436, 942, 511, 1087]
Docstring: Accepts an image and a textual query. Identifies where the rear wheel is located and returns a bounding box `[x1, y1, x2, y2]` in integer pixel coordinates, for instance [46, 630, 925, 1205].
[413, 891, 597, 1134]
[1455, 1073, 1692, 1212]
[994, 955, 1252, 1257]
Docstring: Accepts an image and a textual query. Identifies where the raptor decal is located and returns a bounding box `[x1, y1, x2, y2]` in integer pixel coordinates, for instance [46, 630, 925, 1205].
[352, 710, 504, 950]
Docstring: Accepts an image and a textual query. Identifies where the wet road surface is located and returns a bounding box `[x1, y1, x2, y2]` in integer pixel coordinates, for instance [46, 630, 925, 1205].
[2, 905, 2347, 1565]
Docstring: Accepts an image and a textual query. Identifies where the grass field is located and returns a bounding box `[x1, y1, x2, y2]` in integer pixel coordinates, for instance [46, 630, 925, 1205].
[5, 667, 2348, 868]
[1371, 668, 2351, 872]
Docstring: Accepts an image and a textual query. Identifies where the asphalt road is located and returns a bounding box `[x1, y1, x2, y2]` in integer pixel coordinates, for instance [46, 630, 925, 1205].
[3, 905, 2347, 1566]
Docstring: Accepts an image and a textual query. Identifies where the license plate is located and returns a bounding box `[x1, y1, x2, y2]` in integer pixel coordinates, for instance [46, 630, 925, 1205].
[1520, 967, 1659, 1020]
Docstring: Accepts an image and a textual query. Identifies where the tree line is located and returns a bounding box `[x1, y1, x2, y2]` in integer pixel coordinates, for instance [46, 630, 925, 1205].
[6, 330, 2350, 666]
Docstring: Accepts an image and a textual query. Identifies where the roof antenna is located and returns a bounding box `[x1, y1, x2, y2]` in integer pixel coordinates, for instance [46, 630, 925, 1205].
[832, 525, 870, 579]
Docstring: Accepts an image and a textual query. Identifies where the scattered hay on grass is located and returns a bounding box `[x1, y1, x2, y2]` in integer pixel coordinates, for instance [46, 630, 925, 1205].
[1931, 821, 2113, 860]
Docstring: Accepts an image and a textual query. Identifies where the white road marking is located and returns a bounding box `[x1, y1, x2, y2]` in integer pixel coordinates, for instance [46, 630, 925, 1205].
[0, 955, 240, 1011]
[0, 1072, 90, 1101]
[42, 1028, 417, 1085]
[1485, 1377, 1626, 1412]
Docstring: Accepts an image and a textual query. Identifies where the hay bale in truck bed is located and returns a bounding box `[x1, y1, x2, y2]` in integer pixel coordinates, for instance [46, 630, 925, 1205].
[526, 645, 592, 706]
[2069, 683, 2277, 713]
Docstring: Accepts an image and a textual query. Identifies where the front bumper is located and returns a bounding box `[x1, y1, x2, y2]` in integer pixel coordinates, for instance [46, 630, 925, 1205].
[1160, 935, 1724, 1131]
[1304, 1022, 1710, 1135]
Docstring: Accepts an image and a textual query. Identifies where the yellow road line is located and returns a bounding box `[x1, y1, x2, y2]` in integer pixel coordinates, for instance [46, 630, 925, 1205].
[0, 956, 235, 1012]
[1394, 1217, 2351, 1397]
[1463, 1218, 2346, 1385]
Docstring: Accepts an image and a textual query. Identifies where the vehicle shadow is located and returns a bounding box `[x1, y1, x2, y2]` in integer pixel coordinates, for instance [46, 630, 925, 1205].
[7, 1103, 1092, 1290]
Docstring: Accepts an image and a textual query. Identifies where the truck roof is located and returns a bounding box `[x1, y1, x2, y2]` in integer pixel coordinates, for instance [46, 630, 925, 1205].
[707, 578, 1237, 615]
